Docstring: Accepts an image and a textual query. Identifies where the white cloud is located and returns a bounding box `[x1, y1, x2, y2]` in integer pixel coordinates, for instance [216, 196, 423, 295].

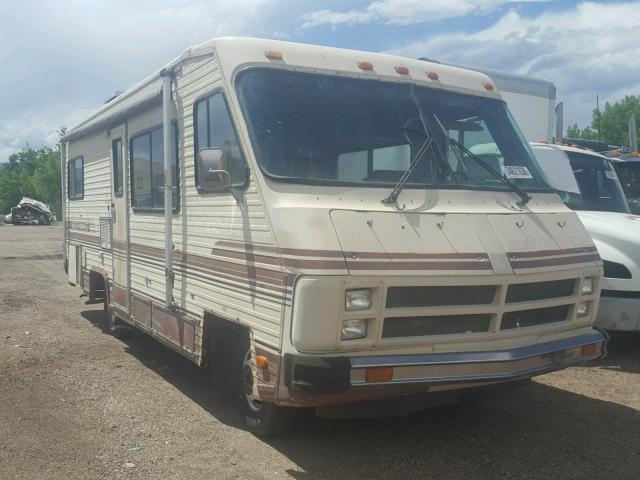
[0, 0, 278, 161]
[387, 1, 640, 129]
[301, 0, 545, 27]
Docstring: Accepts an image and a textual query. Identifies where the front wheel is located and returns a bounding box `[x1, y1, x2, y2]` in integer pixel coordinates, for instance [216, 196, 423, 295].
[239, 347, 292, 437]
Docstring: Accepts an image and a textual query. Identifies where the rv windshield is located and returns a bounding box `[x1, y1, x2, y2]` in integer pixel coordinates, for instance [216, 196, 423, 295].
[562, 152, 630, 213]
[236, 69, 550, 191]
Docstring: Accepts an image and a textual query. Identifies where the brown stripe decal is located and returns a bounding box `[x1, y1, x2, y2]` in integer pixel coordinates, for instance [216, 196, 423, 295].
[68, 231, 100, 246]
[507, 246, 598, 259]
[511, 253, 601, 269]
[347, 260, 493, 271]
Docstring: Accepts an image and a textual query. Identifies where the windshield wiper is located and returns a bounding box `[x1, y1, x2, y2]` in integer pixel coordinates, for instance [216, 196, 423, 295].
[382, 88, 453, 206]
[382, 135, 434, 205]
[446, 136, 532, 207]
[429, 112, 532, 208]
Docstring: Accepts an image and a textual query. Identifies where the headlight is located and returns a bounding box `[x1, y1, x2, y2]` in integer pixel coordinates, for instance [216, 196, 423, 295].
[345, 288, 372, 311]
[581, 277, 594, 295]
[576, 302, 589, 317]
[341, 318, 367, 340]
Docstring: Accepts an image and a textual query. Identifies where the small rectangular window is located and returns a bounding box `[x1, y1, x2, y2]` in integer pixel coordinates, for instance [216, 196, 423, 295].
[130, 125, 179, 211]
[194, 92, 247, 190]
[112, 138, 123, 197]
[68, 156, 84, 200]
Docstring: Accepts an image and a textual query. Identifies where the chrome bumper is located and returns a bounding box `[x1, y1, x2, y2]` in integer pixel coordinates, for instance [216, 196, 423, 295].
[350, 330, 607, 386]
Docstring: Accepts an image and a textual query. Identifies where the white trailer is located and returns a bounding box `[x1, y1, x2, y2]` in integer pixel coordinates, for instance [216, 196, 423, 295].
[420, 59, 557, 142]
[62, 37, 606, 435]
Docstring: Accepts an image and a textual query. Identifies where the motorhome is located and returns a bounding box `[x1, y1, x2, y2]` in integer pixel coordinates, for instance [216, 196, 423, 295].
[61, 37, 606, 436]
[531, 143, 640, 331]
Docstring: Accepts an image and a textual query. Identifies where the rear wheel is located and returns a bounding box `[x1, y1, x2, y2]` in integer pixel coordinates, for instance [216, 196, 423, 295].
[104, 308, 132, 339]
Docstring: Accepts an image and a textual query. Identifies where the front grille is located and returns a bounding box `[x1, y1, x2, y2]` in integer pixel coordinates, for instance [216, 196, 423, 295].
[386, 285, 496, 308]
[382, 314, 491, 338]
[500, 305, 569, 330]
[506, 279, 575, 303]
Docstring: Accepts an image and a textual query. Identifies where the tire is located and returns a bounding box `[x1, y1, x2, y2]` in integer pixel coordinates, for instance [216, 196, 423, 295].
[216, 327, 291, 436]
[104, 309, 131, 339]
[239, 348, 292, 437]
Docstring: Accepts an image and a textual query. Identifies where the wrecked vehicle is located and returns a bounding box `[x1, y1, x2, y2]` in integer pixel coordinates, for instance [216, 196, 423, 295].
[10, 197, 54, 225]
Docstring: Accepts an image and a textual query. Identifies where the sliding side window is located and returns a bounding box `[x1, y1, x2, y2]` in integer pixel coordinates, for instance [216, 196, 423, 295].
[130, 125, 179, 211]
[194, 92, 247, 190]
[68, 156, 84, 200]
[112, 138, 123, 197]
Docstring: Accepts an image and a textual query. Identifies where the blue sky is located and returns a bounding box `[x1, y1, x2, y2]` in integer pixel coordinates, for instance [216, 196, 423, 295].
[1, 0, 639, 161]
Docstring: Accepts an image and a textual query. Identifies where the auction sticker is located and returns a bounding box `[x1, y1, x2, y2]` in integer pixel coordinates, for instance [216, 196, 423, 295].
[503, 165, 533, 179]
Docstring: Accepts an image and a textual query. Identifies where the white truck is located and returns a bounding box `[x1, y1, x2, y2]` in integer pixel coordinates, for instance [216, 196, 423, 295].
[61, 37, 606, 435]
[531, 143, 640, 331]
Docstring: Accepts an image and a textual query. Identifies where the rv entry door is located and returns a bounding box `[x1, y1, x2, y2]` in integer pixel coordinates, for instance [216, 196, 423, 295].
[109, 124, 129, 313]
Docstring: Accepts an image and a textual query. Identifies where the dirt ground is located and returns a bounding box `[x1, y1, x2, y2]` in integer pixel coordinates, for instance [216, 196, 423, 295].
[1, 225, 639, 480]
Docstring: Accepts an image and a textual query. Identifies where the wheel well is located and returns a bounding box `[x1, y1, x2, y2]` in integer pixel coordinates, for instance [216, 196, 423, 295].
[89, 270, 107, 304]
[204, 313, 250, 365]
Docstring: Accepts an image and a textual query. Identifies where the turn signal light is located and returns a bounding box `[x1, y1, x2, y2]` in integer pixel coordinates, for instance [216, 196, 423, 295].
[426, 71, 439, 80]
[365, 367, 393, 383]
[581, 343, 598, 358]
[264, 50, 283, 60]
[255, 355, 268, 369]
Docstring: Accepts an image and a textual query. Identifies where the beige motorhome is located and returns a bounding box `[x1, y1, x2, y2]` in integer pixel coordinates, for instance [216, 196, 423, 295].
[61, 37, 606, 435]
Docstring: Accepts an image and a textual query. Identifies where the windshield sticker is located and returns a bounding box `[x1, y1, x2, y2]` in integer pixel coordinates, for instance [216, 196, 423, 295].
[503, 165, 533, 179]
[605, 170, 617, 180]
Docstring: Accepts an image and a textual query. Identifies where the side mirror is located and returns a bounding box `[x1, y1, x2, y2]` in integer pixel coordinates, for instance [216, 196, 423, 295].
[197, 148, 231, 192]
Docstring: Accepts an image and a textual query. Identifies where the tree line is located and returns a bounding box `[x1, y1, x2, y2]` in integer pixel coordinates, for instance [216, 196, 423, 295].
[566, 95, 640, 147]
[0, 129, 65, 221]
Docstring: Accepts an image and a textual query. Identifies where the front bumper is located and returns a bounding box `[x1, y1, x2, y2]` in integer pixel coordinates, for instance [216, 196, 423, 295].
[282, 330, 607, 407]
[595, 295, 640, 331]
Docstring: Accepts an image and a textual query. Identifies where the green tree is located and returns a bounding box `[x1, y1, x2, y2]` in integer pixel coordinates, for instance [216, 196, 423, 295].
[566, 123, 599, 140]
[591, 95, 640, 146]
[0, 144, 62, 220]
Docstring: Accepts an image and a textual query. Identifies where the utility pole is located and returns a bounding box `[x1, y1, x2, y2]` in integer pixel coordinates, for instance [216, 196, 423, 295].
[596, 94, 601, 142]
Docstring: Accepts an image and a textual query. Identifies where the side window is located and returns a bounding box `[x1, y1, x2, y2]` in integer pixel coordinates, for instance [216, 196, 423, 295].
[130, 125, 179, 211]
[194, 92, 247, 189]
[112, 138, 123, 197]
[68, 156, 84, 200]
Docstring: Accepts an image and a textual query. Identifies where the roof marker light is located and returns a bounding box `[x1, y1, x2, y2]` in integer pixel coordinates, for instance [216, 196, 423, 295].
[264, 50, 283, 60]
[426, 71, 439, 80]
[570, 143, 579, 148]
[395, 65, 409, 74]
[483, 82, 494, 91]
[358, 61, 374, 71]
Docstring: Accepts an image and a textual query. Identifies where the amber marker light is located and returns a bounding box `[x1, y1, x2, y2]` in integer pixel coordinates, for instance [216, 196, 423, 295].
[426, 71, 439, 80]
[610, 150, 621, 157]
[358, 61, 374, 71]
[631, 152, 640, 157]
[581, 343, 598, 358]
[264, 50, 283, 60]
[395, 65, 409, 74]
[483, 82, 494, 91]
[255, 355, 268, 369]
[365, 367, 393, 383]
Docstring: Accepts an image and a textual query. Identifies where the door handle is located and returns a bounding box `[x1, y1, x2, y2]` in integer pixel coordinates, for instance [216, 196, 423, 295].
[111, 203, 116, 223]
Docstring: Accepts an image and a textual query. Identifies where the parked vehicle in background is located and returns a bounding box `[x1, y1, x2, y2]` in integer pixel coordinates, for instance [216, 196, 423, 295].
[61, 37, 606, 436]
[9, 197, 54, 225]
[531, 143, 640, 331]
[609, 152, 640, 214]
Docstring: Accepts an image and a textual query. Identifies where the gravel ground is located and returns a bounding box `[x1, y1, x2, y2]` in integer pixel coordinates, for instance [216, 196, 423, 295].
[1, 224, 639, 480]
